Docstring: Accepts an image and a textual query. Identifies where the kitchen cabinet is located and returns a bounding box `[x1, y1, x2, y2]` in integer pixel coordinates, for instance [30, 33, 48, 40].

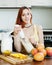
[0, 0, 17, 7]
[31, 0, 52, 7]
[0, 0, 31, 8]
[16, 0, 31, 7]
[0, 0, 52, 8]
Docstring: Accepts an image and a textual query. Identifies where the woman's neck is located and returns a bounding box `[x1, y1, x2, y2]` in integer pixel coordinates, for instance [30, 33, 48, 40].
[25, 23, 32, 28]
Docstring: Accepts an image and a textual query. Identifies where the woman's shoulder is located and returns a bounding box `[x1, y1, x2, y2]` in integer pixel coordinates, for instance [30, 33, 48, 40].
[33, 24, 43, 29]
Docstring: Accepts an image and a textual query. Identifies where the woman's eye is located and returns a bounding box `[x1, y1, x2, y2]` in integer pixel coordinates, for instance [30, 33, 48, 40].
[22, 14, 25, 16]
[22, 13, 30, 16]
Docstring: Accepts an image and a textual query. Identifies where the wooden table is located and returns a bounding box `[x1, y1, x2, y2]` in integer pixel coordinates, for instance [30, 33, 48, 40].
[0, 58, 52, 65]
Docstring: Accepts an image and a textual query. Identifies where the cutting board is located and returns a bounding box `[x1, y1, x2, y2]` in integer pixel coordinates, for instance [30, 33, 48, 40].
[0, 54, 33, 65]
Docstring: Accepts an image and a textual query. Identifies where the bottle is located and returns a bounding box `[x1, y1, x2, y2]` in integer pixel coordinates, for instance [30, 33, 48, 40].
[19, 29, 34, 53]
[19, 29, 25, 38]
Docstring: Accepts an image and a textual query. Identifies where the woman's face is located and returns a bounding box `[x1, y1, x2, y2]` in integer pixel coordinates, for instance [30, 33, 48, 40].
[21, 9, 31, 24]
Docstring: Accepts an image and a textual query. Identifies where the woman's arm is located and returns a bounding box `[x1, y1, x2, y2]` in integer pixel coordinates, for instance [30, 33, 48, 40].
[14, 34, 21, 52]
[13, 25, 22, 52]
[36, 25, 45, 50]
[37, 25, 44, 44]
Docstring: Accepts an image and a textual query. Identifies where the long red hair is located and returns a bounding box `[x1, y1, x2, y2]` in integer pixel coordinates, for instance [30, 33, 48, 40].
[16, 6, 32, 28]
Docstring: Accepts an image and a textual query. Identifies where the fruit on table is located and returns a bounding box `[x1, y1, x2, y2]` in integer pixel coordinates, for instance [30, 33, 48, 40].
[38, 49, 47, 57]
[3, 50, 11, 55]
[10, 53, 28, 59]
[37, 43, 44, 51]
[34, 52, 44, 61]
[46, 47, 52, 56]
[31, 48, 38, 56]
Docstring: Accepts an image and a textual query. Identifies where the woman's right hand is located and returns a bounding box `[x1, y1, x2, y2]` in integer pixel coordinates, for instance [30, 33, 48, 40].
[14, 25, 22, 35]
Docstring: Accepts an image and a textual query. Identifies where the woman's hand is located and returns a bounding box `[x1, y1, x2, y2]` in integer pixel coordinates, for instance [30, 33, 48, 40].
[14, 25, 22, 35]
[29, 36, 37, 45]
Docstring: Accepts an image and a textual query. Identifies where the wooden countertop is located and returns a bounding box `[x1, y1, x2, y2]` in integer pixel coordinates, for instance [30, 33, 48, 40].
[0, 58, 52, 65]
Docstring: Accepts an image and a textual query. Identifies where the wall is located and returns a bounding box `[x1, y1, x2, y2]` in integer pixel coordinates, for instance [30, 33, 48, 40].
[0, 7, 52, 31]
[31, 6, 52, 29]
[0, 9, 18, 31]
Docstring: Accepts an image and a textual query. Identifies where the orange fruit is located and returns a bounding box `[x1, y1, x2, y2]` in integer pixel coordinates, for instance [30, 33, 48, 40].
[39, 49, 47, 57]
[37, 44, 45, 51]
[3, 50, 11, 55]
[34, 52, 44, 61]
[46, 47, 52, 56]
[31, 48, 38, 56]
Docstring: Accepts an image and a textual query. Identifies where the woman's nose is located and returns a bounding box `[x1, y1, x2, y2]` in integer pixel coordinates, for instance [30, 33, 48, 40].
[25, 15, 28, 18]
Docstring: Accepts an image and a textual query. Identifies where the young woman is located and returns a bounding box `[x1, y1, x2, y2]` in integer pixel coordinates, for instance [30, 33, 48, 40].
[14, 6, 44, 53]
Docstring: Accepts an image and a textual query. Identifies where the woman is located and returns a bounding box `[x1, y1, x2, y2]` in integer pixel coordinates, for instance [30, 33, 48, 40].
[14, 6, 44, 53]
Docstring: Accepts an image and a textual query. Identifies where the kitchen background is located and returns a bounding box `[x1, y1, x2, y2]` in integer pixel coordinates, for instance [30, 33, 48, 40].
[0, 0, 52, 48]
[0, 0, 52, 30]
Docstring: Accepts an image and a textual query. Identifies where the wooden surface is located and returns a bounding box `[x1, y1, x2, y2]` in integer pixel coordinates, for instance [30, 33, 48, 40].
[0, 58, 52, 65]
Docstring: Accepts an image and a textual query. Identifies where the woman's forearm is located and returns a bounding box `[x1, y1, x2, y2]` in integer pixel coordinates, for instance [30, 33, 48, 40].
[14, 34, 21, 52]
[38, 25, 44, 44]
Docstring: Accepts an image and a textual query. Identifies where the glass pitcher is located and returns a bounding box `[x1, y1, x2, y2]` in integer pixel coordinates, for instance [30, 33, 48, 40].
[1, 32, 13, 53]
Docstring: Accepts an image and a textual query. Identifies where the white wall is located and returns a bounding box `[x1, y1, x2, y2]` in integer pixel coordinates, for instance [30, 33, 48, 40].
[0, 9, 18, 31]
[32, 7, 52, 29]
